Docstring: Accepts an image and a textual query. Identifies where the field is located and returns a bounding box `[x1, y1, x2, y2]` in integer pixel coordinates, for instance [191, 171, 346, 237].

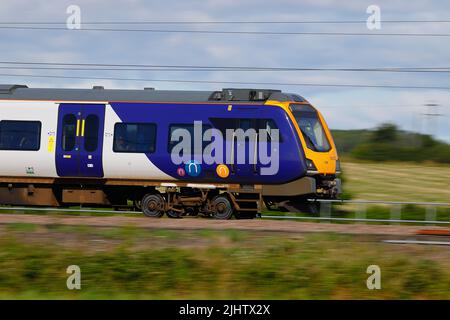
[342, 161, 450, 203]
[0, 160, 449, 300]
[0, 223, 449, 299]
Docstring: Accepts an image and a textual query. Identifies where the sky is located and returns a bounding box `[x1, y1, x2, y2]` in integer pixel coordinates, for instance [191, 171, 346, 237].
[0, 0, 449, 142]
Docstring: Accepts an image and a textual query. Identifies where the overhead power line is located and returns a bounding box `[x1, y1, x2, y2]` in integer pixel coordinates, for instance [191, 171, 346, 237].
[320, 105, 448, 108]
[1, 26, 450, 37]
[1, 19, 450, 25]
[0, 61, 450, 73]
[2, 66, 450, 73]
[1, 72, 450, 90]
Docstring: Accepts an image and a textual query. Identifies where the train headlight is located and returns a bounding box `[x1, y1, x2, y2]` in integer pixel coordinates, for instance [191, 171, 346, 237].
[305, 158, 317, 171]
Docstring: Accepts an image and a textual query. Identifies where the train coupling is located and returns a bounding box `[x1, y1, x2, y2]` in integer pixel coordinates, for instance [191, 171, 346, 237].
[316, 178, 342, 198]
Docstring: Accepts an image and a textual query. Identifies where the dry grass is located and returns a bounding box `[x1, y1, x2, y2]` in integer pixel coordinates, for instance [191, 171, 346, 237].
[342, 161, 450, 202]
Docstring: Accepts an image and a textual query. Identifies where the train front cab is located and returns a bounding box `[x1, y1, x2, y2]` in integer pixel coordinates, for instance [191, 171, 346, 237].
[262, 99, 342, 212]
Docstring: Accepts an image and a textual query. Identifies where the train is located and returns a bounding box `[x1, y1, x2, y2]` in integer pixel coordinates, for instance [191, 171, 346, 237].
[0, 84, 341, 218]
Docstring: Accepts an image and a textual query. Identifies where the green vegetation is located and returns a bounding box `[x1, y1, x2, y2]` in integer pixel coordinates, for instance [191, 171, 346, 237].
[0, 225, 448, 299]
[332, 123, 450, 163]
[264, 203, 450, 224]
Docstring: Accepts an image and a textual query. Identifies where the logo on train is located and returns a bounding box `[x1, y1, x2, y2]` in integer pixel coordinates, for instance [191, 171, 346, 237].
[216, 164, 230, 178]
[177, 167, 186, 177]
[185, 160, 202, 177]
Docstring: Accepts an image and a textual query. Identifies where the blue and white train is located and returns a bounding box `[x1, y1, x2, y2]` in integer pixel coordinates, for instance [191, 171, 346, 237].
[0, 85, 341, 218]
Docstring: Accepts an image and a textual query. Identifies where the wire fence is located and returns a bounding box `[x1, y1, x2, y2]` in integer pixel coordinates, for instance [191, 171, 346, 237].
[261, 199, 450, 225]
[0, 199, 450, 226]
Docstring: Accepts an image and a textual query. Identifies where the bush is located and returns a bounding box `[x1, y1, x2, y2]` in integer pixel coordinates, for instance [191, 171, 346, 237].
[346, 123, 450, 163]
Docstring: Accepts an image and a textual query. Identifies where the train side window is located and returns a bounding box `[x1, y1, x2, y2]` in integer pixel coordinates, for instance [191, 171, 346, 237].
[113, 123, 157, 153]
[0, 120, 41, 151]
[62, 114, 77, 151]
[168, 123, 212, 153]
[209, 118, 280, 141]
[208, 118, 236, 139]
[258, 119, 281, 142]
[84, 115, 99, 152]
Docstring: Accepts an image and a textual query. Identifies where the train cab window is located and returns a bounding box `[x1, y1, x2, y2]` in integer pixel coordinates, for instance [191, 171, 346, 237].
[290, 104, 330, 152]
[168, 123, 212, 153]
[84, 115, 99, 152]
[113, 123, 156, 153]
[0, 120, 41, 151]
[62, 114, 77, 151]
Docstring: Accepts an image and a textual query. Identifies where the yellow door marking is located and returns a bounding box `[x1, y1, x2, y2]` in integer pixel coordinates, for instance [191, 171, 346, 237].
[76, 119, 80, 136]
[81, 119, 85, 137]
[47, 136, 55, 153]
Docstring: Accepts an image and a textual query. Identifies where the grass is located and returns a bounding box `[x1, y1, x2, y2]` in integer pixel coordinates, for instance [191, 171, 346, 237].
[261, 160, 450, 222]
[342, 161, 450, 203]
[0, 224, 449, 299]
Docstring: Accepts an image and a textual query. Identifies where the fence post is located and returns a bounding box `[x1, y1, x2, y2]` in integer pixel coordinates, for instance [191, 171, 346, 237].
[390, 204, 402, 224]
[425, 206, 437, 225]
[355, 202, 367, 224]
[320, 201, 331, 223]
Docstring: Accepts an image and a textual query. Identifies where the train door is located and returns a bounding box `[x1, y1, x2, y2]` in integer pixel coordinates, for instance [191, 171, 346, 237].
[56, 104, 105, 177]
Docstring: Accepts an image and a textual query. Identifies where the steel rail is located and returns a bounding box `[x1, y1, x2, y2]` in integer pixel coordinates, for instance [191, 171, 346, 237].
[307, 199, 450, 206]
[260, 215, 450, 224]
[0, 206, 136, 214]
[382, 239, 450, 245]
[0, 203, 450, 225]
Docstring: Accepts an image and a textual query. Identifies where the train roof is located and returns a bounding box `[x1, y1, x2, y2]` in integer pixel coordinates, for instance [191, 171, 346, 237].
[0, 84, 306, 103]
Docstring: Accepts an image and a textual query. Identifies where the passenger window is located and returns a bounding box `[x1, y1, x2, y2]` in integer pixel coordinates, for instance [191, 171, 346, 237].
[209, 118, 280, 141]
[238, 119, 252, 131]
[84, 115, 99, 152]
[62, 114, 77, 151]
[208, 118, 236, 140]
[113, 123, 156, 153]
[168, 124, 212, 153]
[0, 120, 41, 151]
[259, 119, 280, 142]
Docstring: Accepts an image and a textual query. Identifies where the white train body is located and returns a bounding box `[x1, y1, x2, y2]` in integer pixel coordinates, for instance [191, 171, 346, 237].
[0, 99, 173, 180]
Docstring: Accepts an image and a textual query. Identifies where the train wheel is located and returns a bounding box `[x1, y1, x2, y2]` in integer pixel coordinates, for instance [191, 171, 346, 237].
[211, 196, 234, 220]
[141, 193, 165, 218]
[185, 207, 199, 216]
[134, 200, 142, 211]
[166, 209, 182, 219]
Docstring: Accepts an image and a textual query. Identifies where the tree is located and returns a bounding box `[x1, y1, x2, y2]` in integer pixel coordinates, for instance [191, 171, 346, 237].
[371, 123, 398, 143]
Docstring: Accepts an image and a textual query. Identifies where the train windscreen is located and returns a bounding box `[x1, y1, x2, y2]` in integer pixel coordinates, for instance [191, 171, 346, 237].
[290, 104, 331, 152]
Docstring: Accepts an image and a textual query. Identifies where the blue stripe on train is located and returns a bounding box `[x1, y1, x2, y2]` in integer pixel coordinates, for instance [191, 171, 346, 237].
[110, 102, 306, 184]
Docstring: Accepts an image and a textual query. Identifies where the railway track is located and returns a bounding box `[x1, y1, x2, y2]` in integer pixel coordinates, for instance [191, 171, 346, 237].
[0, 206, 449, 240]
[1, 207, 449, 225]
[1, 197, 449, 239]
[0, 214, 447, 246]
